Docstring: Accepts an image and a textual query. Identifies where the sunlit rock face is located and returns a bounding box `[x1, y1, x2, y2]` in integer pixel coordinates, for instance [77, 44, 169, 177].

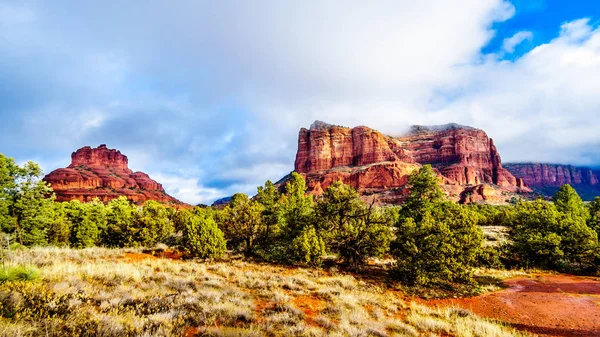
[292, 121, 530, 204]
[504, 163, 600, 200]
[43, 145, 185, 205]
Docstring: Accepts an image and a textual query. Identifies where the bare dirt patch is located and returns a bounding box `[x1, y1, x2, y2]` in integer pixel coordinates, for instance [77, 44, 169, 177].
[427, 274, 600, 337]
[293, 294, 326, 325]
[122, 252, 159, 262]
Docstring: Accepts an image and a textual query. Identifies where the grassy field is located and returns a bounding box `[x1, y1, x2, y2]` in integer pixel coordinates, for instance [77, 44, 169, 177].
[0, 247, 529, 337]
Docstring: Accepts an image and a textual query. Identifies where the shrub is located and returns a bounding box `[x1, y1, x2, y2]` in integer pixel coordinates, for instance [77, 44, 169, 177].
[392, 202, 483, 286]
[476, 245, 505, 269]
[219, 194, 265, 256]
[509, 197, 598, 272]
[182, 212, 227, 259]
[316, 182, 394, 270]
[135, 200, 175, 246]
[392, 167, 483, 286]
[290, 226, 326, 265]
[0, 265, 40, 283]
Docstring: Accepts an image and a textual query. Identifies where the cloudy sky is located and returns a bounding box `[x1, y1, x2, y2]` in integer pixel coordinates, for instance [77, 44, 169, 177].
[1, 0, 599, 204]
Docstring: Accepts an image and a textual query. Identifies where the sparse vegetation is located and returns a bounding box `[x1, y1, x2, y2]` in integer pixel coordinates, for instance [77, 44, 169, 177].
[0, 247, 528, 337]
[2, 153, 600, 336]
[392, 166, 484, 286]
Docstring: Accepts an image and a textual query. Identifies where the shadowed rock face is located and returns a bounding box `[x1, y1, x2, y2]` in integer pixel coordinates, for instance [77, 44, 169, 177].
[504, 163, 600, 200]
[293, 121, 530, 204]
[43, 145, 185, 205]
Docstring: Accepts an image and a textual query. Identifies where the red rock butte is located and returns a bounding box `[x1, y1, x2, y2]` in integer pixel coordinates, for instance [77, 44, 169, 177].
[504, 163, 600, 200]
[293, 121, 531, 204]
[43, 145, 185, 206]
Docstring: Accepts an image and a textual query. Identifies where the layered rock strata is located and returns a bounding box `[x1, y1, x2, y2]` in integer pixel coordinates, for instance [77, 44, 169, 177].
[43, 145, 184, 205]
[504, 163, 600, 200]
[293, 121, 530, 204]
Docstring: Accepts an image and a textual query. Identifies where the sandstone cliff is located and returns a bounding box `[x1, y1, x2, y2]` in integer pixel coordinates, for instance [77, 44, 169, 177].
[43, 145, 185, 205]
[504, 163, 600, 200]
[293, 121, 530, 204]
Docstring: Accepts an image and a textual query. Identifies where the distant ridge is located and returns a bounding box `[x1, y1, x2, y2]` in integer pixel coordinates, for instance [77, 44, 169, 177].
[504, 163, 600, 200]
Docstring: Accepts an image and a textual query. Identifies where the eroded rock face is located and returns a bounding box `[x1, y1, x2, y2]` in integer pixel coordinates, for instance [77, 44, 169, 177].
[43, 145, 185, 205]
[504, 163, 600, 200]
[293, 121, 530, 204]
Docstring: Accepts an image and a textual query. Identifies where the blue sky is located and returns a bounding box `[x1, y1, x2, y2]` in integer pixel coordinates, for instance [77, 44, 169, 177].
[1, 0, 600, 204]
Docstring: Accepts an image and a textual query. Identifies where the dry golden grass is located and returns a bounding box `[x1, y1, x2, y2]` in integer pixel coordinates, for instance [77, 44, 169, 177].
[0, 247, 529, 337]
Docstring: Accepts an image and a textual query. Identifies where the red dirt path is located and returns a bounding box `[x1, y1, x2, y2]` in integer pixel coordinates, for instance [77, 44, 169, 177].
[427, 275, 600, 337]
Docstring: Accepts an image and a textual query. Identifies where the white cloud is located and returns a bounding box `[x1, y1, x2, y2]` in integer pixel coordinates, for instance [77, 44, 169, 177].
[149, 173, 222, 205]
[502, 31, 533, 53]
[4, 1, 600, 204]
[560, 18, 594, 42]
[437, 18, 600, 165]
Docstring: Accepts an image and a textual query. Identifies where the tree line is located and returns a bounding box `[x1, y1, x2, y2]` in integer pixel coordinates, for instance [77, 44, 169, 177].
[1, 153, 599, 287]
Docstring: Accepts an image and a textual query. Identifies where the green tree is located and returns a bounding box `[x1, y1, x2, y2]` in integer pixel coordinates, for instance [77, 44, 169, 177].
[510, 199, 598, 272]
[280, 172, 314, 238]
[87, 198, 107, 245]
[316, 182, 393, 270]
[392, 202, 483, 286]
[47, 202, 70, 246]
[255, 180, 282, 244]
[9, 161, 55, 246]
[587, 197, 600, 236]
[63, 200, 99, 248]
[219, 193, 265, 256]
[0, 154, 18, 233]
[135, 200, 175, 246]
[553, 184, 589, 220]
[291, 226, 326, 265]
[400, 165, 445, 223]
[103, 197, 136, 247]
[182, 210, 226, 259]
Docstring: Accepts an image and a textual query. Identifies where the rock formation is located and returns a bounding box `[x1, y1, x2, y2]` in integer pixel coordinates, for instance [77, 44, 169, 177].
[43, 145, 185, 205]
[504, 163, 600, 200]
[292, 121, 530, 204]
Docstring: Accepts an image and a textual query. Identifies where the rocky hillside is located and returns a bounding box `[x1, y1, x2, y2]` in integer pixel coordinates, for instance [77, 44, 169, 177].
[43, 145, 185, 205]
[293, 121, 530, 204]
[504, 163, 600, 200]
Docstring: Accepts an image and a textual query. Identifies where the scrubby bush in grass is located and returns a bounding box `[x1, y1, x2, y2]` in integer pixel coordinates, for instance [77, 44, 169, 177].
[315, 181, 394, 270]
[101, 198, 176, 248]
[103, 196, 136, 247]
[392, 165, 483, 286]
[509, 191, 598, 272]
[257, 173, 318, 264]
[182, 210, 226, 259]
[0, 265, 40, 282]
[291, 226, 326, 265]
[134, 200, 175, 246]
[393, 202, 483, 286]
[219, 193, 265, 256]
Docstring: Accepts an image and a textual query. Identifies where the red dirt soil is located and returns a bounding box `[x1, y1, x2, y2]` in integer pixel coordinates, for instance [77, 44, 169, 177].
[121, 250, 183, 262]
[427, 274, 600, 337]
[293, 295, 326, 325]
[122, 252, 159, 262]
